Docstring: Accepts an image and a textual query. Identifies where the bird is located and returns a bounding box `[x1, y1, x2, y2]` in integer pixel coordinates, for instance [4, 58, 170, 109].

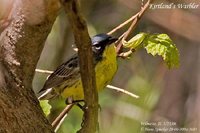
[38, 33, 118, 104]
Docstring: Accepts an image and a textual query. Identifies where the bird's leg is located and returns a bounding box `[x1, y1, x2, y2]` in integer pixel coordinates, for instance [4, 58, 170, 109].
[65, 97, 101, 113]
[65, 97, 85, 111]
[65, 97, 100, 131]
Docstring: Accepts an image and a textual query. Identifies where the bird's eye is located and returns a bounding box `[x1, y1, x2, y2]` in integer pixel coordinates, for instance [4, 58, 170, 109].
[95, 46, 101, 50]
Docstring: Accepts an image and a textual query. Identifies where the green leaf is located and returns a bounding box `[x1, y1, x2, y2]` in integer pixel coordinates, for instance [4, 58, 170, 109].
[39, 100, 51, 116]
[143, 34, 180, 68]
[123, 33, 147, 49]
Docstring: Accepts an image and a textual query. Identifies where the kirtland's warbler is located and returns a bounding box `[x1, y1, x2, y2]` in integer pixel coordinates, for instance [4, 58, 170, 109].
[38, 33, 118, 103]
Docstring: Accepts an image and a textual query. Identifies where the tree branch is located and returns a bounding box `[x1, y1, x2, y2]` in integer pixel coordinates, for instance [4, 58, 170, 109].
[60, 0, 98, 133]
[0, 0, 60, 132]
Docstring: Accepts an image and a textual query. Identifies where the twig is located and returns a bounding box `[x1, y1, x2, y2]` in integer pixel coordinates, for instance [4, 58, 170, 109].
[107, 0, 153, 36]
[35, 69, 53, 74]
[107, 13, 139, 35]
[107, 0, 153, 54]
[52, 104, 74, 131]
[107, 85, 139, 99]
[116, 18, 138, 54]
[123, 0, 153, 41]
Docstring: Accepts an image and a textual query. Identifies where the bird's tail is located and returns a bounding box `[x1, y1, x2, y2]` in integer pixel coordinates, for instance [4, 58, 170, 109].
[38, 88, 58, 100]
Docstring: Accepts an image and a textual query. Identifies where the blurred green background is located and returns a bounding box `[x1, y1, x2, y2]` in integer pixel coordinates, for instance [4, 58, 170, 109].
[33, 0, 200, 133]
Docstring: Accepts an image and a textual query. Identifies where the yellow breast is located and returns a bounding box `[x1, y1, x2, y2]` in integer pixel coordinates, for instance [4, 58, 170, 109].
[60, 44, 117, 101]
[95, 44, 117, 91]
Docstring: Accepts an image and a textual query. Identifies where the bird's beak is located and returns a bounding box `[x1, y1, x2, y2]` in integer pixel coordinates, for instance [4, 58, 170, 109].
[108, 37, 118, 45]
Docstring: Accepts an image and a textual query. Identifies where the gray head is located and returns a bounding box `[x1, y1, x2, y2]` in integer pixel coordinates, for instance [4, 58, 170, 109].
[91, 33, 117, 55]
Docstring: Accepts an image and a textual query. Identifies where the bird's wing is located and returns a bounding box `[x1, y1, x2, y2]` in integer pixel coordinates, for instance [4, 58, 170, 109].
[39, 55, 80, 93]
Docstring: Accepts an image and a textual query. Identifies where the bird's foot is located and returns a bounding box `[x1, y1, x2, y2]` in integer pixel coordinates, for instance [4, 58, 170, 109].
[65, 97, 85, 111]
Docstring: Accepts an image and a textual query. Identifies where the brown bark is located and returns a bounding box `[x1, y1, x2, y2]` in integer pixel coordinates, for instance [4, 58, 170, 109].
[61, 0, 99, 133]
[0, 0, 60, 132]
